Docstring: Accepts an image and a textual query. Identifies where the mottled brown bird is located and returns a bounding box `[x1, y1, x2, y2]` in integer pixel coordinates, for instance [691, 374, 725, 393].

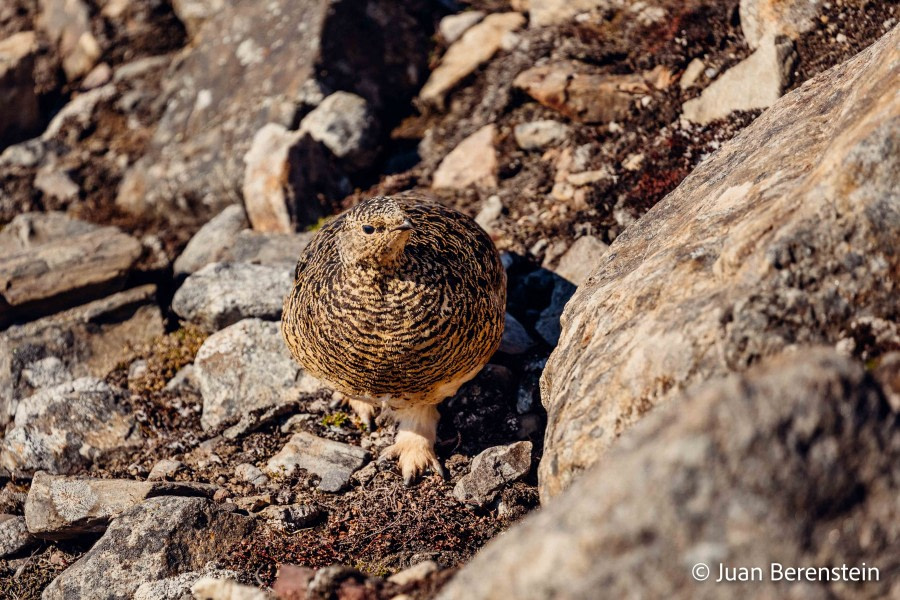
[282, 194, 506, 483]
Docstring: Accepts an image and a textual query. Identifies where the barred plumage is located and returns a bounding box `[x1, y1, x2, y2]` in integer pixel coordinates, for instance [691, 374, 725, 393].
[281, 194, 506, 482]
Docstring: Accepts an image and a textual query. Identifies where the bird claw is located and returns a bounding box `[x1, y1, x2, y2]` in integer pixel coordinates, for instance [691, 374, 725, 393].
[379, 439, 445, 485]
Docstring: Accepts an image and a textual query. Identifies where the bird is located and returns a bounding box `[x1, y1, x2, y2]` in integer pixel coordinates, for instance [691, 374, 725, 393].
[282, 193, 506, 484]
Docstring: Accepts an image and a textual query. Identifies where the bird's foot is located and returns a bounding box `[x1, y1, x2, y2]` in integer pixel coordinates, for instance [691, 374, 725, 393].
[346, 399, 377, 431]
[377, 404, 444, 486]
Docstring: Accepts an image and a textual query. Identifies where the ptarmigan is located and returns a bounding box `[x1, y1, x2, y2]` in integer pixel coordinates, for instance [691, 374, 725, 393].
[282, 194, 506, 483]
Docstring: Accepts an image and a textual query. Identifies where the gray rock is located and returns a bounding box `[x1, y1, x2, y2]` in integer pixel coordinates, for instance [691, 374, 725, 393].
[541, 25, 900, 500]
[679, 57, 705, 89]
[438, 350, 900, 600]
[24, 471, 217, 540]
[172, 262, 294, 332]
[34, 166, 79, 202]
[116, 0, 432, 222]
[0, 377, 141, 477]
[439, 11, 485, 43]
[474, 195, 503, 231]
[299, 91, 379, 168]
[388, 560, 439, 585]
[550, 236, 609, 286]
[42, 84, 117, 142]
[42, 496, 254, 600]
[258, 503, 322, 531]
[266, 432, 369, 493]
[682, 36, 795, 125]
[235, 463, 269, 487]
[453, 441, 532, 507]
[740, 0, 822, 49]
[224, 230, 312, 268]
[534, 279, 576, 346]
[134, 569, 240, 600]
[147, 459, 186, 482]
[0, 514, 38, 558]
[242, 123, 343, 233]
[0, 284, 164, 425]
[164, 365, 198, 393]
[0, 31, 40, 147]
[173, 205, 249, 278]
[194, 319, 321, 431]
[0, 212, 142, 326]
[513, 120, 570, 151]
[498, 313, 535, 355]
[37, 0, 101, 80]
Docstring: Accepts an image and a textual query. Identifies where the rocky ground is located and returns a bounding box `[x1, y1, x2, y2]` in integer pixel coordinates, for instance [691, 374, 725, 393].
[1, 1, 898, 599]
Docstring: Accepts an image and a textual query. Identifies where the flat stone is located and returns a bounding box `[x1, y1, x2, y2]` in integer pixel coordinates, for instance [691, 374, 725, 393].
[258, 503, 322, 531]
[266, 432, 369, 493]
[298, 91, 378, 168]
[551, 236, 609, 286]
[24, 471, 217, 540]
[0, 285, 164, 425]
[679, 57, 705, 90]
[682, 36, 795, 124]
[438, 350, 900, 600]
[419, 12, 525, 108]
[439, 11, 485, 43]
[513, 120, 570, 150]
[0, 212, 142, 326]
[173, 205, 249, 278]
[147, 459, 186, 482]
[235, 463, 269, 487]
[42, 84, 117, 142]
[0, 377, 141, 477]
[172, 262, 294, 332]
[42, 496, 254, 600]
[514, 61, 656, 123]
[453, 441, 532, 507]
[0, 514, 38, 558]
[194, 319, 321, 431]
[541, 25, 900, 499]
[432, 124, 498, 190]
[224, 230, 313, 268]
[740, 0, 823, 49]
[0, 31, 40, 147]
[499, 313, 535, 355]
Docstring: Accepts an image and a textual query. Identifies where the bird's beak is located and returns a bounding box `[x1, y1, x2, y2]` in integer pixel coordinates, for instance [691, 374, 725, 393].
[393, 220, 413, 232]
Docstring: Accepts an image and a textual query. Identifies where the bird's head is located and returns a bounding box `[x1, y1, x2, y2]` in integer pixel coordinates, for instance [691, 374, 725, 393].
[336, 196, 414, 269]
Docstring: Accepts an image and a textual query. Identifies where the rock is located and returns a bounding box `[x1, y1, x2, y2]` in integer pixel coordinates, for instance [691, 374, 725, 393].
[534, 278, 576, 346]
[499, 313, 535, 355]
[80, 62, 112, 90]
[0, 285, 164, 424]
[34, 166, 80, 202]
[0, 212, 142, 326]
[419, 12, 526, 108]
[0, 31, 40, 147]
[194, 319, 321, 431]
[258, 503, 323, 531]
[43, 496, 254, 600]
[740, 0, 822, 49]
[38, 0, 101, 80]
[24, 471, 217, 540]
[432, 124, 497, 190]
[438, 350, 900, 600]
[242, 123, 346, 233]
[42, 84, 117, 142]
[439, 11, 485, 43]
[679, 58, 705, 90]
[513, 120, 570, 151]
[116, 0, 432, 222]
[172, 262, 294, 332]
[388, 560, 439, 585]
[192, 577, 273, 600]
[0, 514, 38, 558]
[266, 432, 369, 493]
[452, 441, 532, 507]
[682, 36, 795, 125]
[148, 459, 186, 482]
[514, 61, 659, 123]
[541, 25, 900, 499]
[235, 463, 269, 488]
[173, 205, 249, 278]
[298, 91, 379, 169]
[550, 236, 609, 286]
[528, 0, 614, 28]
[171, 0, 229, 38]
[134, 569, 240, 600]
[474, 195, 503, 230]
[165, 365, 198, 393]
[223, 230, 313, 269]
[0, 377, 141, 477]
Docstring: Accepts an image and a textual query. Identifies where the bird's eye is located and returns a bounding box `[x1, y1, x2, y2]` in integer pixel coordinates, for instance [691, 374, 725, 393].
[362, 225, 375, 234]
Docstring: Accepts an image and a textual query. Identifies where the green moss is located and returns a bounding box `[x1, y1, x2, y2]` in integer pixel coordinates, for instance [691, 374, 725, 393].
[129, 325, 208, 393]
[321, 411, 350, 429]
[305, 216, 331, 232]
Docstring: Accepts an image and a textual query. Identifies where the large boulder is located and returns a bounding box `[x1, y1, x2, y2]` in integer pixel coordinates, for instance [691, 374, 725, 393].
[116, 0, 434, 222]
[42, 496, 254, 600]
[439, 349, 900, 599]
[539, 25, 900, 499]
